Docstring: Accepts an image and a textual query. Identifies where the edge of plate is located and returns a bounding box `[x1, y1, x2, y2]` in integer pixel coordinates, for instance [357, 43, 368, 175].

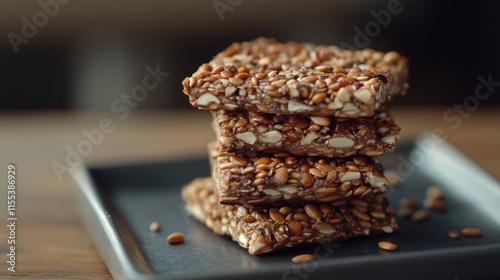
[71, 165, 153, 280]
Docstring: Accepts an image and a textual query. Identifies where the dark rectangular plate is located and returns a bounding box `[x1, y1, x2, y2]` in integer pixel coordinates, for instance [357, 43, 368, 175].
[72, 134, 500, 280]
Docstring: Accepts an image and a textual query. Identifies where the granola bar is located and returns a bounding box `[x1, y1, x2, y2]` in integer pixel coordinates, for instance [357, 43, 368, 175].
[213, 107, 400, 157]
[183, 38, 409, 117]
[182, 177, 398, 255]
[208, 142, 389, 205]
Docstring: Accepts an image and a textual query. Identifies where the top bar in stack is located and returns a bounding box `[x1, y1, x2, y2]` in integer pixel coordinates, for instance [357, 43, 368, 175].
[182, 37, 409, 117]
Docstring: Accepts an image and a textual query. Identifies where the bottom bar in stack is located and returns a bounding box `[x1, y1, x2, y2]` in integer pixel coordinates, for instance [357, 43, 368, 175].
[182, 177, 399, 255]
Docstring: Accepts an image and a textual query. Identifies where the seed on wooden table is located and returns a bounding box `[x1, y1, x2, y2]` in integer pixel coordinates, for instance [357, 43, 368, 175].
[412, 209, 429, 221]
[448, 230, 460, 239]
[149, 221, 160, 232]
[167, 232, 185, 245]
[378, 241, 398, 251]
[292, 254, 316, 263]
[462, 228, 482, 237]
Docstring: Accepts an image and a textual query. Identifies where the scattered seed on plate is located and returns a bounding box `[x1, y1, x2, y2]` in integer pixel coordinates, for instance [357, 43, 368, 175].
[424, 198, 446, 212]
[423, 185, 446, 212]
[167, 232, 185, 244]
[378, 241, 398, 251]
[426, 186, 444, 199]
[462, 228, 482, 237]
[399, 198, 417, 209]
[412, 209, 429, 221]
[149, 221, 161, 232]
[434, 201, 446, 211]
[397, 207, 414, 217]
[448, 230, 460, 239]
[292, 254, 316, 263]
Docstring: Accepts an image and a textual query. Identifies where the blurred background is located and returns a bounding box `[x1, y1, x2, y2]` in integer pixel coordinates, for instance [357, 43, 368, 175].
[1, 0, 499, 110]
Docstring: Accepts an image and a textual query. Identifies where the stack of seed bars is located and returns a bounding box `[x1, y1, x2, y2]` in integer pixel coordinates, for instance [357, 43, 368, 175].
[181, 38, 408, 255]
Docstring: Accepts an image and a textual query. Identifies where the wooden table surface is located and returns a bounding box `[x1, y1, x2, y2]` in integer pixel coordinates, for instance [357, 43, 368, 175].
[0, 107, 499, 279]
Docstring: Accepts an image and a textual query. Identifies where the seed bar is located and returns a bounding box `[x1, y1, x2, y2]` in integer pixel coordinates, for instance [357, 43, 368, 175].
[213, 107, 400, 157]
[182, 177, 398, 255]
[208, 142, 389, 205]
[182, 38, 409, 118]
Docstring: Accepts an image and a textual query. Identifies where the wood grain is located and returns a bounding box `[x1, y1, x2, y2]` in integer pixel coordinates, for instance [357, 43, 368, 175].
[0, 107, 498, 279]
